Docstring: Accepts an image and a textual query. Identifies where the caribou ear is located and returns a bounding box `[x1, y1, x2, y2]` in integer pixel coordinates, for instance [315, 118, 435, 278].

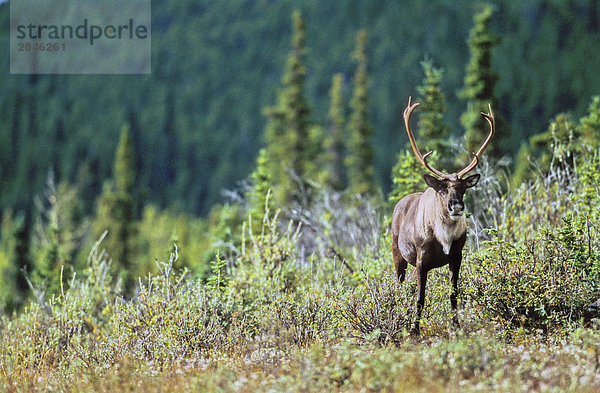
[423, 174, 443, 191]
[463, 174, 480, 188]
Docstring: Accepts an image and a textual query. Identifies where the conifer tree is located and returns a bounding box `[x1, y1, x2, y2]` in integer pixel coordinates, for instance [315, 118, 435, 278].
[247, 148, 272, 234]
[263, 10, 316, 205]
[0, 211, 31, 309]
[458, 4, 506, 159]
[93, 125, 137, 294]
[36, 219, 63, 295]
[416, 60, 452, 169]
[513, 96, 600, 188]
[13, 214, 31, 306]
[346, 30, 376, 195]
[32, 171, 69, 295]
[321, 73, 346, 191]
[0, 210, 19, 310]
[511, 113, 578, 187]
[511, 143, 531, 189]
[115, 125, 135, 197]
[578, 96, 600, 149]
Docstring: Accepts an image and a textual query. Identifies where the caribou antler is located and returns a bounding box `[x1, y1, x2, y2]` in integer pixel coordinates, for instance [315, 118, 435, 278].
[403, 97, 453, 180]
[403, 97, 495, 180]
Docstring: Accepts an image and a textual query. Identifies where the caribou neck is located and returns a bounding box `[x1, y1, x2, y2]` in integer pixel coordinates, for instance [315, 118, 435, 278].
[420, 188, 467, 255]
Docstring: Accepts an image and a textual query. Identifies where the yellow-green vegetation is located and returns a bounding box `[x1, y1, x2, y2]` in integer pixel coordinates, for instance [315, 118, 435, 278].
[2, 143, 600, 392]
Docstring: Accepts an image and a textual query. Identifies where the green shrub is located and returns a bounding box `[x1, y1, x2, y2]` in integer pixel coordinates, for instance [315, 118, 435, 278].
[339, 266, 457, 344]
[465, 221, 600, 333]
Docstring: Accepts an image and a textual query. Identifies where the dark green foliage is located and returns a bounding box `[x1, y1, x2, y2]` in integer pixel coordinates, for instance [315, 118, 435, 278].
[321, 74, 346, 191]
[574, 153, 600, 218]
[465, 141, 600, 334]
[346, 30, 376, 196]
[201, 203, 244, 278]
[458, 4, 507, 159]
[115, 126, 135, 197]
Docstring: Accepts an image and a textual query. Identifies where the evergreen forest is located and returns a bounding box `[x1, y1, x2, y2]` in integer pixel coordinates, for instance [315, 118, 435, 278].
[2, 1, 600, 391]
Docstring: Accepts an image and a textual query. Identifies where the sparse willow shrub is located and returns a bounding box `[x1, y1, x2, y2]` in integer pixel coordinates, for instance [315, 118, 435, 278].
[465, 155, 509, 245]
[233, 209, 303, 299]
[467, 146, 599, 252]
[104, 251, 255, 365]
[501, 164, 576, 244]
[290, 189, 384, 269]
[0, 234, 117, 374]
[339, 267, 454, 345]
[488, 148, 600, 249]
[254, 287, 336, 348]
[235, 208, 345, 349]
[464, 222, 600, 334]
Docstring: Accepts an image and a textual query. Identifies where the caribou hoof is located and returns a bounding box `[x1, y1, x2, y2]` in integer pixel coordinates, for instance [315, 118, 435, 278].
[452, 317, 460, 329]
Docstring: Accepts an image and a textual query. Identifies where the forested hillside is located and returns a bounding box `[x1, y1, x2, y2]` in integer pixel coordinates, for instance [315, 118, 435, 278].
[1, 0, 600, 216]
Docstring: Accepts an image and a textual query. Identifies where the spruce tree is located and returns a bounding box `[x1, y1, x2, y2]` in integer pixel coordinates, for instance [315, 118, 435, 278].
[513, 97, 600, 189]
[115, 125, 135, 197]
[247, 148, 272, 234]
[346, 30, 376, 195]
[0, 210, 19, 311]
[458, 4, 506, 159]
[263, 10, 316, 206]
[511, 143, 531, 189]
[93, 125, 137, 294]
[416, 60, 452, 169]
[511, 113, 578, 187]
[36, 219, 64, 295]
[578, 96, 600, 149]
[13, 214, 31, 306]
[33, 171, 69, 295]
[321, 73, 346, 191]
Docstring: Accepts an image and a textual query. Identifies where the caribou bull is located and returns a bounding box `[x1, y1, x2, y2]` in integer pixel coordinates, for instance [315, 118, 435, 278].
[392, 97, 495, 334]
